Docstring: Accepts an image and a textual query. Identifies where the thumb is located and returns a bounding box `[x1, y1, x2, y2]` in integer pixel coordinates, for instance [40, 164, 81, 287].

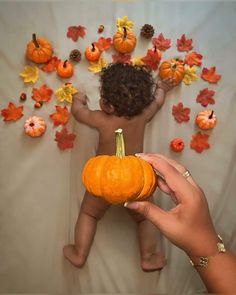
[124, 201, 167, 229]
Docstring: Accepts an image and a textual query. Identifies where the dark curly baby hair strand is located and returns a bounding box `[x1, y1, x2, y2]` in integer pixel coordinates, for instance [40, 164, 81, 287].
[100, 62, 156, 117]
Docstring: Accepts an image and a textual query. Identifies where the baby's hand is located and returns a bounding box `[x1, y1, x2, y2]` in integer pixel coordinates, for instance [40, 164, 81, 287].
[156, 77, 177, 93]
[73, 90, 88, 106]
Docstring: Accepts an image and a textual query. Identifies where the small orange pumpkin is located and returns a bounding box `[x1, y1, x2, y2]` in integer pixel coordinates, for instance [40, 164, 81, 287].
[56, 60, 74, 78]
[170, 138, 185, 152]
[85, 43, 101, 61]
[24, 116, 46, 137]
[26, 33, 53, 64]
[159, 58, 184, 84]
[82, 129, 157, 204]
[195, 110, 217, 130]
[113, 27, 137, 53]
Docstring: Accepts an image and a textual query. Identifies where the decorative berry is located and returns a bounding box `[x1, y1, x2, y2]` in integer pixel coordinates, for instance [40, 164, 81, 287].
[69, 49, 82, 62]
[34, 101, 43, 108]
[140, 24, 155, 39]
[97, 25, 104, 33]
[20, 92, 27, 101]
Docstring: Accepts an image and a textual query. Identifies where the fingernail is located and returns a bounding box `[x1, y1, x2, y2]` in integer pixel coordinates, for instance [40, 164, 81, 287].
[135, 153, 144, 157]
[124, 201, 139, 209]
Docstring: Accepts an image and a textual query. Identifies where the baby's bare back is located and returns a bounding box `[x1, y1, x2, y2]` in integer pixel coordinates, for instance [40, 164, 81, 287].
[96, 113, 146, 156]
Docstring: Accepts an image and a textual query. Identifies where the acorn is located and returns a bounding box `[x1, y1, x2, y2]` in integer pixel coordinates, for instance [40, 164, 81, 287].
[20, 92, 27, 101]
[97, 25, 104, 33]
[140, 24, 155, 39]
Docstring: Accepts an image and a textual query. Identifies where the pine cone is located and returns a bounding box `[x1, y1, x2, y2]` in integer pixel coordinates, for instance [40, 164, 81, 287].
[140, 24, 155, 39]
[69, 49, 81, 62]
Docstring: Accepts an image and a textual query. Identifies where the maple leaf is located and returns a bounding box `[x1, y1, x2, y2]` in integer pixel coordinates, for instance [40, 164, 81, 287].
[49, 105, 69, 126]
[152, 33, 171, 51]
[184, 51, 203, 67]
[196, 88, 215, 107]
[88, 57, 108, 73]
[94, 37, 112, 51]
[183, 65, 198, 85]
[141, 48, 162, 71]
[32, 84, 53, 102]
[20, 65, 39, 83]
[201, 67, 221, 83]
[172, 102, 191, 123]
[41, 56, 61, 72]
[1, 102, 23, 121]
[190, 132, 210, 153]
[116, 16, 134, 31]
[67, 25, 86, 42]
[55, 83, 78, 104]
[131, 56, 144, 66]
[177, 34, 193, 51]
[55, 128, 76, 150]
[112, 53, 131, 64]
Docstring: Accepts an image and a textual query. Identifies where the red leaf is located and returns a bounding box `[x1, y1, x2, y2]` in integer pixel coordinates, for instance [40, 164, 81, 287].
[41, 56, 61, 72]
[152, 33, 171, 51]
[55, 128, 76, 150]
[141, 48, 162, 70]
[32, 84, 53, 102]
[67, 25, 86, 42]
[201, 66, 221, 83]
[190, 132, 210, 153]
[196, 88, 215, 107]
[112, 53, 131, 64]
[49, 105, 69, 126]
[172, 102, 191, 123]
[1, 102, 23, 121]
[94, 37, 112, 51]
[184, 51, 203, 67]
[177, 34, 193, 51]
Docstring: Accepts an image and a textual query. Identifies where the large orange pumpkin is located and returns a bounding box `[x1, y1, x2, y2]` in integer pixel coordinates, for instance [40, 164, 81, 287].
[82, 129, 157, 204]
[26, 33, 53, 64]
[159, 58, 184, 84]
[195, 110, 217, 130]
[113, 27, 137, 53]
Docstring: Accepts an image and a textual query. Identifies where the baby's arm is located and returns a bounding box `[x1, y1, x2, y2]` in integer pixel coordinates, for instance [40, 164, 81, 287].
[143, 77, 176, 122]
[71, 91, 104, 128]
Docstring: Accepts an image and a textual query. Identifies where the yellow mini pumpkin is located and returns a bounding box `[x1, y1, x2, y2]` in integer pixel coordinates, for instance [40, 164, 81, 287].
[26, 34, 53, 64]
[195, 110, 217, 130]
[24, 116, 46, 137]
[159, 58, 184, 84]
[82, 129, 157, 204]
[113, 27, 137, 53]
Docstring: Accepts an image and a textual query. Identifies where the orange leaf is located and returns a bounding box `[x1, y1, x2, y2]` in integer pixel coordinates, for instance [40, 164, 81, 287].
[112, 53, 131, 64]
[94, 37, 112, 51]
[152, 33, 171, 51]
[190, 132, 210, 153]
[172, 102, 191, 123]
[67, 25, 86, 42]
[49, 105, 69, 126]
[201, 67, 221, 83]
[141, 48, 162, 70]
[55, 128, 76, 150]
[177, 34, 193, 51]
[41, 56, 61, 72]
[196, 88, 215, 107]
[1, 102, 24, 121]
[184, 51, 202, 67]
[32, 84, 53, 102]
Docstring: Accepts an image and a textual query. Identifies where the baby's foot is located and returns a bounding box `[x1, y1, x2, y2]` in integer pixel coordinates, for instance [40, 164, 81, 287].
[141, 251, 167, 272]
[63, 244, 87, 268]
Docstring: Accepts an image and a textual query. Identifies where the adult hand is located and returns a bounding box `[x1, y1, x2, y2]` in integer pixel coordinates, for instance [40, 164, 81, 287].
[125, 153, 219, 257]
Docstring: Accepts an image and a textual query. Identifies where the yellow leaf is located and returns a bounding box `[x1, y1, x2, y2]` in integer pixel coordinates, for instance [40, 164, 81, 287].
[131, 56, 144, 66]
[116, 15, 134, 32]
[183, 65, 198, 85]
[88, 57, 108, 73]
[19, 65, 39, 83]
[55, 83, 78, 104]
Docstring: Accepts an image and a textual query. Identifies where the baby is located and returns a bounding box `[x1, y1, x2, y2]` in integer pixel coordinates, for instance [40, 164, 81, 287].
[63, 62, 176, 271]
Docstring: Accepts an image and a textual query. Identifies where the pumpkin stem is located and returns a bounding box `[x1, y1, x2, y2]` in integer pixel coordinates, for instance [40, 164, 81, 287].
[209, 110, 214, 119]
[123, 27, 127, 39]
[170, 62, 177, 70]
[63, 60, 68, 68]
[154, 45, 157, 52]
[32, 33, 40, 48]
[115, 128, 125, 158]
[91, 43, 95, 51]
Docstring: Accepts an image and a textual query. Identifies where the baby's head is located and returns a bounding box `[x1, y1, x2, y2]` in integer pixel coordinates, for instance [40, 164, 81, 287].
[99, 62, 156, 117]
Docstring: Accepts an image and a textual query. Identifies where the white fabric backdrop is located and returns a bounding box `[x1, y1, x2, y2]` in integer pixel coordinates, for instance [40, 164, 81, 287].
[0, 0, 236, 293]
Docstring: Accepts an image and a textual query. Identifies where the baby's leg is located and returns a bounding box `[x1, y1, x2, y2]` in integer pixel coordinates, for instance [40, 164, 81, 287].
[63, 191, 110, 268]
[128, 196, 166, 272]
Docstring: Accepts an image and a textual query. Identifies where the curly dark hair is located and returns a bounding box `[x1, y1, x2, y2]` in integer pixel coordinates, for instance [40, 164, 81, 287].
[99, 62, 156, 117]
